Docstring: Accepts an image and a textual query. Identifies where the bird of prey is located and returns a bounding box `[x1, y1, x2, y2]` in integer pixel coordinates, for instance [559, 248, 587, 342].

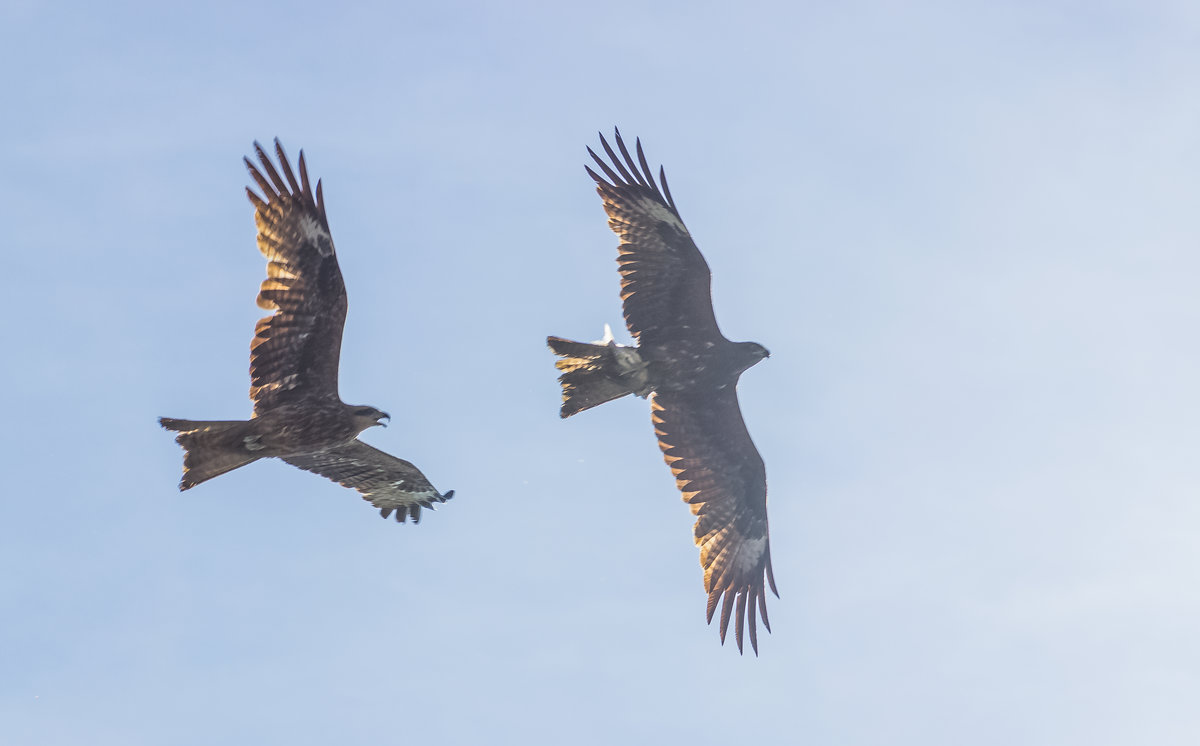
[160, 140, 453, 523]
[548, 131, 775, 654]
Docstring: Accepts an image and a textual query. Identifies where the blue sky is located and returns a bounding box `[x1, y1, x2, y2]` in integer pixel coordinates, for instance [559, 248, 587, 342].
[3, 1, 1199, 743]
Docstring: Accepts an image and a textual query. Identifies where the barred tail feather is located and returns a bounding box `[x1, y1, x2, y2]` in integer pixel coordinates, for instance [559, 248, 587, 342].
[547, 335, 649, 418]
[158, 417, 262, 490]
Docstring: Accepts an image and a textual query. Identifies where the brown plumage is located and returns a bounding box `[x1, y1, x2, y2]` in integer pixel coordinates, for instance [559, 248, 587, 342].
[160, 140, 453, 523]
[548, 130, 775, 654]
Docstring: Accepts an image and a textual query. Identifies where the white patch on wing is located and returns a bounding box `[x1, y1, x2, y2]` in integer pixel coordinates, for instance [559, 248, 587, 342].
[299, 215, 333, 255]
[632, 194, 688, 233]
[734, 536, 768, 572]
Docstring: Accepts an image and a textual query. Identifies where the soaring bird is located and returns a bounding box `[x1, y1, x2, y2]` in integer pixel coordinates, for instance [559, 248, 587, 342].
[548, 131, 775, 653]
[160, 140, 453, 523]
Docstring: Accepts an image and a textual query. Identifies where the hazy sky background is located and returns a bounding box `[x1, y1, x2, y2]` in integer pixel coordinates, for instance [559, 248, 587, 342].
[3, 1, 1199, 743]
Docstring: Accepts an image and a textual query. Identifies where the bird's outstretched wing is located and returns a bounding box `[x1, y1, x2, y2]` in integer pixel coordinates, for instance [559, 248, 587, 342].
[283, 440, 454, 523]
[651, 388, 776, 655]
[586, 130, 722, 346]
[244, 139, 347, 413]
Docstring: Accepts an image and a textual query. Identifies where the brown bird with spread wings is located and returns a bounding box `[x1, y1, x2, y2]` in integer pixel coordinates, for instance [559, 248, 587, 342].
[548, 131, 776, 654]
[160, 140, 453, 523]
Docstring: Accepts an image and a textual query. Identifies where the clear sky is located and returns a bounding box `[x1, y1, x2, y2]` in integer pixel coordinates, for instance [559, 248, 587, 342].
[2, 1, 1199, 744]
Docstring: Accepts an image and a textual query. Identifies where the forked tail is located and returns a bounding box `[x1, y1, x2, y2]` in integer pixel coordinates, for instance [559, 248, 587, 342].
[546, 326, 651, 418]
[158, 417, 262, 490]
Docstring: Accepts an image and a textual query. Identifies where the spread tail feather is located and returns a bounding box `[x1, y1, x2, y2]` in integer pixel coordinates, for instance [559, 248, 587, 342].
[158, 417, 262, 490]
[547, 332, 650, 418]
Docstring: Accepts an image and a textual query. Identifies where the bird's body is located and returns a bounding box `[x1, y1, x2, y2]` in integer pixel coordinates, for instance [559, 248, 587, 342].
[549, 130, 775, 653]
[161, 140, 452, 523]
[162, 401, 377, 477]
[250, 403, 371, 454]
[643, 338, 767, 392]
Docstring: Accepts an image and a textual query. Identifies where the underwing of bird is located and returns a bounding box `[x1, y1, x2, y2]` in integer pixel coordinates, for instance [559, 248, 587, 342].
[160, 140, 453, 523]
[548, 130, 776, 654]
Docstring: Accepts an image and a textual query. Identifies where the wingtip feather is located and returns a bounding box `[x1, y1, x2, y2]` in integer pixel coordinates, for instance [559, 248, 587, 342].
[718, 591, 736, 645]
[734, 591, 747, 654]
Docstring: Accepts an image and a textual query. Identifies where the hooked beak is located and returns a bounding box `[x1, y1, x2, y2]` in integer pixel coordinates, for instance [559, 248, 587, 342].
[378, 412, 391, 428]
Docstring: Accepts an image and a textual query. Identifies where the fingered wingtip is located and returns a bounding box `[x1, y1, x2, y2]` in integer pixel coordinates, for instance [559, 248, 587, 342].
[705, 585, 771, 656]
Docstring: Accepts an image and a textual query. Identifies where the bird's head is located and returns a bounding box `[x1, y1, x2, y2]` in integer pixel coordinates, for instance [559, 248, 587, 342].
[350, 405, 390, 432]
[735, 341, 771, 373]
